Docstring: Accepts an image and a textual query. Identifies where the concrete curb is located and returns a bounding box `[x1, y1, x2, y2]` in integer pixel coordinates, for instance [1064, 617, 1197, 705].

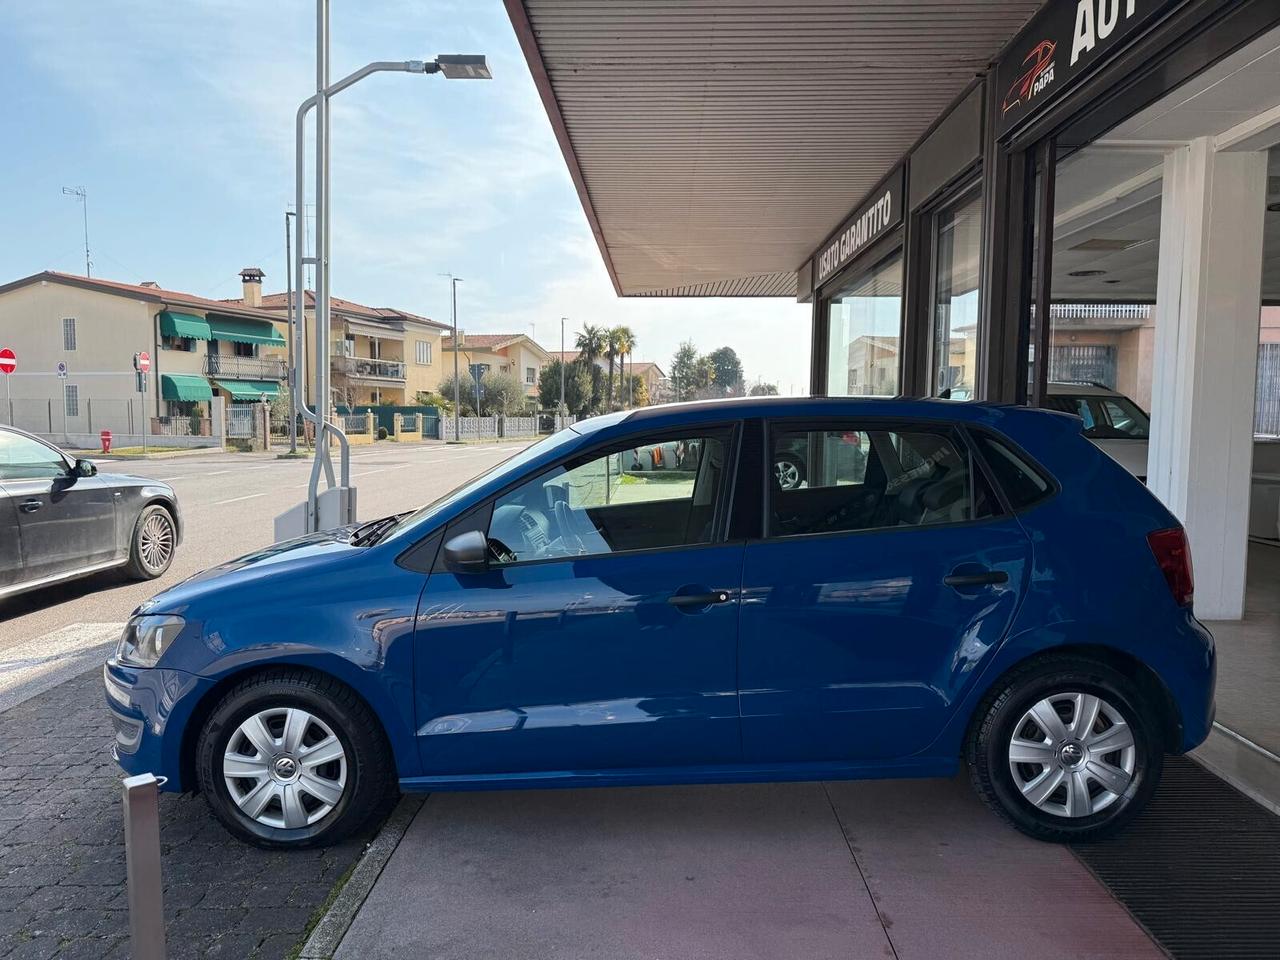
[298, 794, 426, 959]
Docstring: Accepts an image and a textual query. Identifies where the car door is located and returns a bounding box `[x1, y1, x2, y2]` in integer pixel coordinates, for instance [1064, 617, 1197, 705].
[0, 430, 117, 582]
[738, 420, 1032, 764]
[412, 423, 743, 777]
[0, 482, 22, 588]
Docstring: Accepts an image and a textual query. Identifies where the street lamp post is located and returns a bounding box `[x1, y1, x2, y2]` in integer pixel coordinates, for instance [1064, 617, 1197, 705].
[284, 209, 298, 455]
[285, 0, 491, 535]
[559, 317, 566, 414]
[443, 275, 462, 441]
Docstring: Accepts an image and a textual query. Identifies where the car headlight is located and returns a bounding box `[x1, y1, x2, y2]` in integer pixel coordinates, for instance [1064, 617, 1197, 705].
[115, 615, 186, 668]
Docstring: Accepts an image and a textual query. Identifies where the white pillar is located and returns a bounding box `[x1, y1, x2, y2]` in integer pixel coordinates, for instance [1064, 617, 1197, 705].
[1148, 138, 1266, 620]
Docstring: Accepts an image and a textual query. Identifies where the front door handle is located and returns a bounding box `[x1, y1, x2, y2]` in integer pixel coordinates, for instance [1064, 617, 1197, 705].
[668, 589, 733, 608]
[19, 499, 43, 513]
[943, 569, 1008, 588]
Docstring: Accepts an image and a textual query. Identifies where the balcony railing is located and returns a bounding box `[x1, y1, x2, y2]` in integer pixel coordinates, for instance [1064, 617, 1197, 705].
[334, 356, 405, 380]
[204, 354, 287, 380]
[1045, 303, 1153, 322]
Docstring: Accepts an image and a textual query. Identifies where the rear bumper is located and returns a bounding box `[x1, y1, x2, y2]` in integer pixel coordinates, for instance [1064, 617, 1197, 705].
[104, 659, 210, 792]
[1168, 614, 1216, 753]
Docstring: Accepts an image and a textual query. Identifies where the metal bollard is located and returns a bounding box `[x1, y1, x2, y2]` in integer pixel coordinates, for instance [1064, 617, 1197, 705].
[122, 773, 168, 960]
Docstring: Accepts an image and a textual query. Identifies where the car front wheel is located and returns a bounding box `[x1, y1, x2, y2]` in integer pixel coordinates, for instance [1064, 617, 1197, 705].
[195, 670, 393, 848]
[125, 504, 176, 580]
[966, 656, 1162, 842]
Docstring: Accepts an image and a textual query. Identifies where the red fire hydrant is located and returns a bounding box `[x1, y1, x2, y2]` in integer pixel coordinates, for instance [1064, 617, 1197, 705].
[100, 429, 112, 454]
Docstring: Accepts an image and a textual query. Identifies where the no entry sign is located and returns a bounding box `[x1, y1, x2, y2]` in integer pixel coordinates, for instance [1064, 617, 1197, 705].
[0, 348, 15, 375]
[136, 351, 151, 373]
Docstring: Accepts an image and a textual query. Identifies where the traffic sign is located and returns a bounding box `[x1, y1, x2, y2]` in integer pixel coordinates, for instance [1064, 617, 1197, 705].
[56, 361, 68, 380]
[0, 348, 15, 375]
[135, 351, 151, 373]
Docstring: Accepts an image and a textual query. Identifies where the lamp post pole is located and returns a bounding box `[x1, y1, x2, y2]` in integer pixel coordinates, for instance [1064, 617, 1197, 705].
[288, 6, 490, 531]
[559, 317, 566, 414]
[448, 276, 461, 441]
[285, 209, 298, 455]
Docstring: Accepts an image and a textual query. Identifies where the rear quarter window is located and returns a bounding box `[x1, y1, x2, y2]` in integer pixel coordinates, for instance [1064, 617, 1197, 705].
[973, 433, 1052, 510]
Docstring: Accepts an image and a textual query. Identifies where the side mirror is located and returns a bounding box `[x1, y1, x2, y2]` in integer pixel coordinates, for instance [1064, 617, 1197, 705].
[443, 530, 489, 574]
[73, 458, 97, 478]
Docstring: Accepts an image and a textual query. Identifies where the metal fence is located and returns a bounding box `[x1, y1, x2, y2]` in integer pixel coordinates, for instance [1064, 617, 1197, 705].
[400, 412, 420, 433]
[152, 415, 213, 437]
[1258, 343, 1280, 438]
[226, 405, 257, 439]
[1049, 345, 1118, 388]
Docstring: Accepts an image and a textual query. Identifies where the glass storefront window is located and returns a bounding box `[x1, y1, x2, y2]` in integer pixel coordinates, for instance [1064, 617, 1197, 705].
[930, 188, 983, 399]
[826, 253, 902, 396]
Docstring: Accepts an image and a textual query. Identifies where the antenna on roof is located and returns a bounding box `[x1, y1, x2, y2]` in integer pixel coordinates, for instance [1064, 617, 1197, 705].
[61, 186, 91, 278]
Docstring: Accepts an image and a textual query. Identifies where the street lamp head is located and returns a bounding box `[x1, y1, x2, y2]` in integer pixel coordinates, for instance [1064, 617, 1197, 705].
[433, 55, 491, 80]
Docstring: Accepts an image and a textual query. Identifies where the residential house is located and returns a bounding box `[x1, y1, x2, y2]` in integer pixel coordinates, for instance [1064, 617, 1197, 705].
[442, 334, 553, 402]
[0, 269, 288, 438]
[250, 291, 449, 407]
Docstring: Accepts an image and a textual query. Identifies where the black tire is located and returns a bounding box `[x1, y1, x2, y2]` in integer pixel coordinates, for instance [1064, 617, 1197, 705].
[965, 655, 1163, 843]
[773, 455, 806, 491]
[195, 670, 394, 849]
[125, 503, 176, 580]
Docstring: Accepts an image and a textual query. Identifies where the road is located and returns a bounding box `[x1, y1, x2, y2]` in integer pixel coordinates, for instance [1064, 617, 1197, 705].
[0, 440, 531, 650]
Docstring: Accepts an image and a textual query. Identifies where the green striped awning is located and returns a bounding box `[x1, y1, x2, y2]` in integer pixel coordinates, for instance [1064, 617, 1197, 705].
[160, 374, 214, 402]
[206, 314, 286, 347]
[214, 379, 280, 401]
[158, 310, 213, 340]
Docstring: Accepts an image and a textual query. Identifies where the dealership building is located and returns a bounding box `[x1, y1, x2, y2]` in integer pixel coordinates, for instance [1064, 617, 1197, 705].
[507, 0, 1280, 804]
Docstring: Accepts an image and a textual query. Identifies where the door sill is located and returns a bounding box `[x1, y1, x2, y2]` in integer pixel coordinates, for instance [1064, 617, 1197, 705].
[0, 558, 129, 600]
[399, 757, 957, 793]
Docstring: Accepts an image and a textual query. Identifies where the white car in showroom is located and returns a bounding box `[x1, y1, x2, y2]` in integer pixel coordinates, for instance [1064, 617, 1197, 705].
[1044, 382, 1150, 481]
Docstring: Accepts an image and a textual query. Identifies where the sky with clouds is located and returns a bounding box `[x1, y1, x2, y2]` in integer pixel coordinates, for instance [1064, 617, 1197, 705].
[0, 0, 813, 392]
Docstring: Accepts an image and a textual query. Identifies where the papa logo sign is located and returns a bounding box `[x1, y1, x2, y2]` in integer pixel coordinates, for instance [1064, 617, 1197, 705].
[1002, 39, 1057, 117]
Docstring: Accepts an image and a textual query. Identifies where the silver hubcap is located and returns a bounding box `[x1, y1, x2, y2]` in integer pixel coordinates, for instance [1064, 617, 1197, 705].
[139, 513, 173, 571]
[774, 460, 801, 489]
[223, 707, 347, 829]
[1008, 692, 1137, 818]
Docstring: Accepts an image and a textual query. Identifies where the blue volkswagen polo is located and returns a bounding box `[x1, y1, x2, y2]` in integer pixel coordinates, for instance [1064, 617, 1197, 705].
[106, 397, 1214, 848]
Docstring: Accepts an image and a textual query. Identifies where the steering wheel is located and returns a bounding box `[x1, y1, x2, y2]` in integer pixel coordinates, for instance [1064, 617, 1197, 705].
[554, 500, 587, 554]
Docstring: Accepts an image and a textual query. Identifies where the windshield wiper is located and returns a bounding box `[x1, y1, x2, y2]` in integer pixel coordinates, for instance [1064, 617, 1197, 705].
[351, 513, 406, 546]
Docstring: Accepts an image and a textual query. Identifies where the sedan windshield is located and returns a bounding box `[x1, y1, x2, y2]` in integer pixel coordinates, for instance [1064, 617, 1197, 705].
[1047, 395, 1150, 440]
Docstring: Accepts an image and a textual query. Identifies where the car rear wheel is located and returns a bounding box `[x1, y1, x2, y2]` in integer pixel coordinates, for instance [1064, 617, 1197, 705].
[966, 656, 1162, 842]
[196, 670, 393, 848]
[125, 504, 176, 580]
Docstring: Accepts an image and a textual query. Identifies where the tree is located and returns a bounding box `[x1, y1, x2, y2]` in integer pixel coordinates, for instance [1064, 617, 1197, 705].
[669, 340, 702, 402]
[707, 347, 744, 396]
[538, 359, 593, 416]
[575, 324, 607, 411]
[612, 325, 637, 407]
[414, 390, 453, 415]
[479, 370, 526, 415]
[627, 372, 649, 407]
[748, 380, 779, 396]
[438, 371, 478, 416]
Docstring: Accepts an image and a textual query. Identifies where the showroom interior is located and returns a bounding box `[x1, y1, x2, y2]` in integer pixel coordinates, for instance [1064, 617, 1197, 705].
[508, 0, 1280, 809]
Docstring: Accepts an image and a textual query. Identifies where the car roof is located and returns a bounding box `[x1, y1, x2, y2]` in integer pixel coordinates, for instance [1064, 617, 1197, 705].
[1045, 382, 1122, 397]
[570, 395, 1032, 436]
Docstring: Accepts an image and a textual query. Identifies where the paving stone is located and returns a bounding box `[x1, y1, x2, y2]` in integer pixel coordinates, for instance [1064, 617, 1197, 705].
[0, 669, 383, 960]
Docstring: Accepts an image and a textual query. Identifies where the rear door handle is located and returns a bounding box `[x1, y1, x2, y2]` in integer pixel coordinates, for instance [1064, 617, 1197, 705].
[943, 569, 1008, 588]
[668, 590, 733, 608]
[19, 499, 43, 513]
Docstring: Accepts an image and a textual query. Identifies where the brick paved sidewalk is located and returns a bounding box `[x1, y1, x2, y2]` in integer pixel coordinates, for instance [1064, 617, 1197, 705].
[0, 670, 380, 960]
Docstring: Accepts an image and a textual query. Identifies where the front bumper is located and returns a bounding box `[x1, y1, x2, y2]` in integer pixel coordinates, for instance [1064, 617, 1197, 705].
[104, 659, 211, 792]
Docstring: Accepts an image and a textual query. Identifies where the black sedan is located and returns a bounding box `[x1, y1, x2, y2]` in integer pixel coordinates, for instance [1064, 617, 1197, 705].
[0, 424, 181, 600]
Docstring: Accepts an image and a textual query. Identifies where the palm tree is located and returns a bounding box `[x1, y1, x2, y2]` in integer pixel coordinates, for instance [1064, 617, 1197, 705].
[604, 327, 625, 410]
[612, 326, 636, 407]
[575, 324, 606, 412]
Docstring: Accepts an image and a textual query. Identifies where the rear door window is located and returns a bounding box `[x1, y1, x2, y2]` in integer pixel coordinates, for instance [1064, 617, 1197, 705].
[973, 434, 1052, 510]
[766, 424, 995, 537]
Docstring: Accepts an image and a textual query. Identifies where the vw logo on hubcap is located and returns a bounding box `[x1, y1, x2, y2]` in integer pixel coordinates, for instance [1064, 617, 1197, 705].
[1059, 742, 1085, 767]
[273, 756, 299, 780]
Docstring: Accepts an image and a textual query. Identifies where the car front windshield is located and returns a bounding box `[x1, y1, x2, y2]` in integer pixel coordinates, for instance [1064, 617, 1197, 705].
[378, 427, 582, 544]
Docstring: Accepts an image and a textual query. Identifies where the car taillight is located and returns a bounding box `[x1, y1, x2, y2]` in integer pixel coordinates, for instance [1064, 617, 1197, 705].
[1147, 527, 1194, 607]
